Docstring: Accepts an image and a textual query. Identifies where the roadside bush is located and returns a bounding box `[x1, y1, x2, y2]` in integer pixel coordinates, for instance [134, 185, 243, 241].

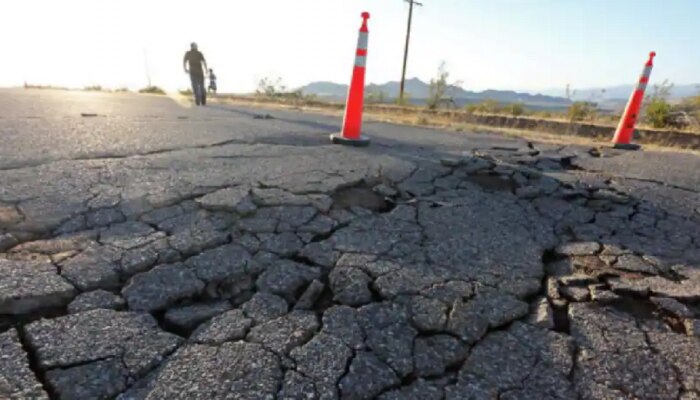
[115, 87, 130, 93]
[691, 95, 700, 109]
[645, 98, 672, 128]
[256, 77, 286, 97]
[366, 90, 387, 104]
[179, 88, 193, 96]
[23, 83, 70, 91]
[286, 89, 304, 100]
[301, 92, 317, 102]
[506, 103, 525, 117]
[427, 62, 462, 110]
[568, 101, 596, 122]
[644, 80, 673, 128]
[466, 99, 500, 114]
[139, 86, 166, 95]
[396, 92, 411, 106]
[83, 85, 103, 92]
[253, 79, 317, 106]
[427, 62, 449, 110]
[686, 95, 700, 127]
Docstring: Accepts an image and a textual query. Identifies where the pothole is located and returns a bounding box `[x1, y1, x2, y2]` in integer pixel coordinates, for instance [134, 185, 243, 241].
[331, 183, 396, 213]
[541, 248, 572, 334]
[309, 286, 335, 315]
[588, 148, 603, 158]
[151, 310, 189, 338]
[0, 307, 68, 335]
[539, 244, 689, 337]
[463, 174, 516, 193]
[662, 316, 689, 335]
[551, 304, 571, 334]
[288, 255, 335, 314]
[17, 325, 58, 400]
[541, 248, 559, 264]
[609, 297, 657, 320]
[560, 157, 583, 171]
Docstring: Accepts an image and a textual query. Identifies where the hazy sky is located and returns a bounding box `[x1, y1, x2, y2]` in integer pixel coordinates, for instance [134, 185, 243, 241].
[1, 0, 697, 94]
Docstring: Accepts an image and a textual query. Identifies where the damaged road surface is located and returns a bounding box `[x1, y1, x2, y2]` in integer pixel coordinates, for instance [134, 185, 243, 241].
[1, 89, 700, 400]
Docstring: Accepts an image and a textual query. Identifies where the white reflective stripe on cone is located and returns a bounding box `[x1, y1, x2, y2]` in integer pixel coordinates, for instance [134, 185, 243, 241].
[357, 32, 369, 50]
[355, 56, 367, 68]
[637, 82, 648, 92]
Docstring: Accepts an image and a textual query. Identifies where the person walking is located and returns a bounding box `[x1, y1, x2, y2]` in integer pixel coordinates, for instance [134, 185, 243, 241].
[208, 69, 217, 94]
[183, 42, 208, 106]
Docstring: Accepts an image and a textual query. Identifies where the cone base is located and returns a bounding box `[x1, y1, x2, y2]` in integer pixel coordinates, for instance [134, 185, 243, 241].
[613, 143, 642, 151]
[330, 133, 371, 147]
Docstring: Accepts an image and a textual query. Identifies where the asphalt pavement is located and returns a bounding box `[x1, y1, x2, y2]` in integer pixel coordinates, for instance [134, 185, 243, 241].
[1, 88, 699, 400]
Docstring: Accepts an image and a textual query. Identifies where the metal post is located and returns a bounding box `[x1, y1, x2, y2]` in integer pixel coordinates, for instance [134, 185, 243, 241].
[399, 0, 422, 103]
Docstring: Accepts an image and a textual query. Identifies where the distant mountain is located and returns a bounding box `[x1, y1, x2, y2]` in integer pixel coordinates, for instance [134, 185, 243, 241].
[367, 78, 432, 99]
[457, 89, 568, 105]
[303, 80, 700, 107]
[539, 83, 700, 101]
[300, 78, 571, 110]
[300, 78, 432, 99]
[300, 81, 348, 98]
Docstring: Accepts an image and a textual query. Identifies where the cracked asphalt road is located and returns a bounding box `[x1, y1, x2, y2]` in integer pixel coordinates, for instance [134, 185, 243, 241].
[1, 88, 699, 400]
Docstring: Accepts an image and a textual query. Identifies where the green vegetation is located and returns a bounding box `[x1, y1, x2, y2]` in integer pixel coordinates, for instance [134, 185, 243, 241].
[139, 86, 166, 95]
[395, 92, 411, 106]
[179, 88, 193, 96]
[563, 83, 598, 122]
[427, 62, 450, 110]
[83, 85, 104, 92]
[678, 94, 700, 126]
[456, 80, 698, 131]
[637, 80, 700, 130]
[567, 101, 596, 122]
[23, 83, 70, 91]
[115, 87, 130, 93]
[465, 99, 500, 114]
[505, 103, 525, 117]
[645, 98, 672, 128]
[256, 77, 288, 97]
[466, 100, 527, 117]
[254, 77, 318, 104]
[644, 80, 673, 128]
[366, 90, 387, 104]
[427, 62, 462, 110]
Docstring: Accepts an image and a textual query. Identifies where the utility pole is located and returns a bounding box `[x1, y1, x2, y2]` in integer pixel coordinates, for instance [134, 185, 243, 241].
[399, 0, 422, 103]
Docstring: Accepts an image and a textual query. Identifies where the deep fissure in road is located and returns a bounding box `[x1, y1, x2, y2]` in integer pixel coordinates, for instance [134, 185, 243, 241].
[1, 141, 699, 399]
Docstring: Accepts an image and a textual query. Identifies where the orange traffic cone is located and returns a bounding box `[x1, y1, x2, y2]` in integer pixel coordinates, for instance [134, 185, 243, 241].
[612, 52, 656, 150]
[331, 12, 371, 147]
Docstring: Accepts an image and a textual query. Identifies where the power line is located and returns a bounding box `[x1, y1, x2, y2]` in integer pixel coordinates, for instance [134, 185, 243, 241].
[399, 0, 423, 103]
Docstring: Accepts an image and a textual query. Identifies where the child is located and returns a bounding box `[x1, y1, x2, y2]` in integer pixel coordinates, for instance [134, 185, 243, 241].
[208, 69, 217, 94]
